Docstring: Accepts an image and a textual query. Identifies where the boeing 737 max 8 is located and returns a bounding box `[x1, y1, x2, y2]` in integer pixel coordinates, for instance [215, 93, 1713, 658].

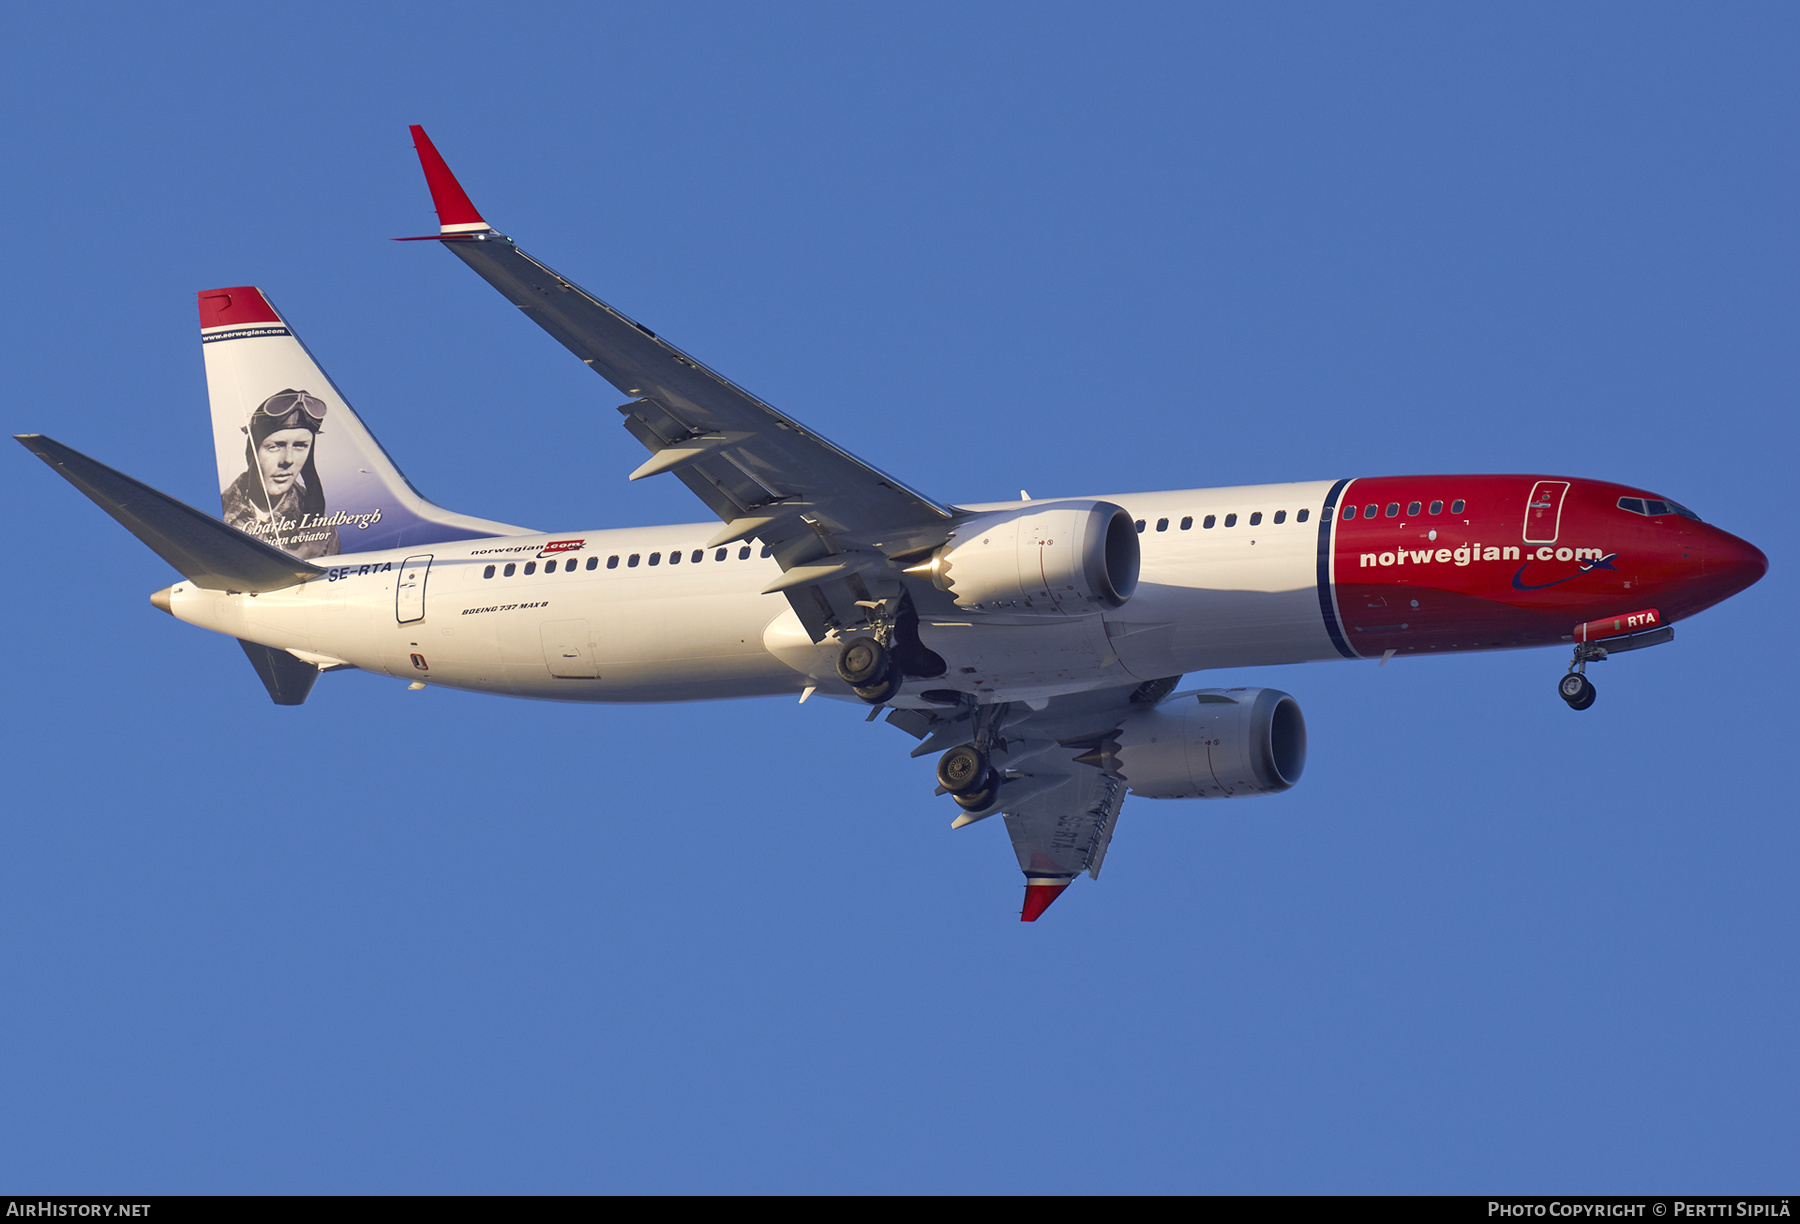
[17, 127, 1769, 920]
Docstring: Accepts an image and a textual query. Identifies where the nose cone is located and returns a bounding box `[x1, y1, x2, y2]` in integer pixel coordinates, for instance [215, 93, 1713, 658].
[1704, 527, 1768, 602]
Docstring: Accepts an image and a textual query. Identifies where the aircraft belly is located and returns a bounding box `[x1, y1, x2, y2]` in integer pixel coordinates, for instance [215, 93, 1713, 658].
[916, 615, 1127, 698]
[449, 578, 795, 701]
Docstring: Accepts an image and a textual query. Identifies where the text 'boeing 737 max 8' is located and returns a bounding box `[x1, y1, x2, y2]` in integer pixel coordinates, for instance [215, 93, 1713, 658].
[17, 127, 1769, 921]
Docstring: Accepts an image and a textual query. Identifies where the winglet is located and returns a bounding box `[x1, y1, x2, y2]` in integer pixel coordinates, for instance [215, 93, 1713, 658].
[1020, 877, 1073, 922]
[408, 125, 489, 234]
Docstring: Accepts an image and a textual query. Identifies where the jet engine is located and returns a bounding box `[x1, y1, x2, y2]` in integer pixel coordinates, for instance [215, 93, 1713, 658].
[918, 501, 1139, 615]
[1089, 687, 1307, 799]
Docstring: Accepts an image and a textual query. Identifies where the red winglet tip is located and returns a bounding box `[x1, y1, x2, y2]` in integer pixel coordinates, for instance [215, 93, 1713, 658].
[1020, 881, 1071, 922]
[408, 125, 487, 230]
[197, 286, 280, 329]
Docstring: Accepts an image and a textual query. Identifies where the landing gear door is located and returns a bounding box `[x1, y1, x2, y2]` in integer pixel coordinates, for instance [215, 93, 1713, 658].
[1522, 481, 1570, 545]
[396, 554, 433, 624]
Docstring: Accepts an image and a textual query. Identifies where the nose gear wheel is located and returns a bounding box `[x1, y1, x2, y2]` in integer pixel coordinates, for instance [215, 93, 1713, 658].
[1558, 672, 1596, 710]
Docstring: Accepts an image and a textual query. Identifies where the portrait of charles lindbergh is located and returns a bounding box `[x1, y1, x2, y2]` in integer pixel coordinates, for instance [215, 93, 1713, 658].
[220, 388, 342, 559]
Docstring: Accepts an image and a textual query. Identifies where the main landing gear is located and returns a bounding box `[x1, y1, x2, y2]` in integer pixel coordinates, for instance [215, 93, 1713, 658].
[833, 596, 947, 706]
[936, 743, 998, 812]
[836, 635, 900, 704]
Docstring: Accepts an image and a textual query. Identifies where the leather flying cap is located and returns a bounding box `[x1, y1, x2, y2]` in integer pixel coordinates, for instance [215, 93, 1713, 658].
[248, 389, 328, 443]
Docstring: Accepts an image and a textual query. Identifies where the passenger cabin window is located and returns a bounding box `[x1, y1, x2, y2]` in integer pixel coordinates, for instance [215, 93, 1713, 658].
[1249, 511, 1262, 526]
[628, 554, 640, 567]
[1204, 515, 1216, 529]
[1365, 504, 1379, 518]
[1297, 508, 1309, 523]
[1342, 505, 1356, 520]
[1180, 516, 1193, 530]
[668, 550, 681, 564]
[587, 556, 599, 570]
[503, 563, 516, 577]
[738, 546, 752, 559]
[761, 545, 773, 558]
[1385, 503, 1400, 517]
[1429, 500, 1443, 514]
[1224, 513, 1238, 527]
[1273, 510, 1286, 524]
[649, 552, 661, 565]
[692, 550, 703, 563]
[545, 559, 557, 573]
[1451, 499, 1466, 514]
[483, 564, 496, 579]
[523, 562, 536, 575]
[1135, 520, 1145, 533]
[1407, 501, 1421, 516]
[608, 556, 620, 569]
[715, 548, 728, 561]
[1156, 518, 1169, 532]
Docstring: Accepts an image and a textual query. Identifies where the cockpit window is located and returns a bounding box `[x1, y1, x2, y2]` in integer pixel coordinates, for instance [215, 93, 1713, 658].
[1619, 495, 1703, 521]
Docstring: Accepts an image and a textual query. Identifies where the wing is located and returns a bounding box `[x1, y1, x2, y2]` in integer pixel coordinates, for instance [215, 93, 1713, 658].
[887, 680, 1170, 920]
[403, 127, 955, 641]
[999, 768, 1128, 921]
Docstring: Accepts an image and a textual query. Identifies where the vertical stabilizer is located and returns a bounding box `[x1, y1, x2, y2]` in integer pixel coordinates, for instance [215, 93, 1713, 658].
[200, 287, 525, 558]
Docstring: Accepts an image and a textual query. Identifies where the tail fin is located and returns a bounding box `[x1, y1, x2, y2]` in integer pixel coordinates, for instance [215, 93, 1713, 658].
[200, 287, 525, 558]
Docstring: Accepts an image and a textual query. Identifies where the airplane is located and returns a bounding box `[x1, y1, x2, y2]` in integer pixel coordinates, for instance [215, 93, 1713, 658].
[16, 127, 1769, 921]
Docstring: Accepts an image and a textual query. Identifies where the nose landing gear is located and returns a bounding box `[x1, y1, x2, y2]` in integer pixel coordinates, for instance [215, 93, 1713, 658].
[1559, 641, 1605, 710]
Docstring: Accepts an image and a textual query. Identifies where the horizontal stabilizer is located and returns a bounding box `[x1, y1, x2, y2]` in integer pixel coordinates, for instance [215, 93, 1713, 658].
[16, 434, 322, 592]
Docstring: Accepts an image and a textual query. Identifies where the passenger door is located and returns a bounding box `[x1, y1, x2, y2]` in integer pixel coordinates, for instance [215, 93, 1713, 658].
[1522, 481, 1570, 544]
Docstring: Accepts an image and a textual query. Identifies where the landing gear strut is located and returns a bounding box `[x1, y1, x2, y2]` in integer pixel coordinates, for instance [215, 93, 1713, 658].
[1559, 642, 1604, 711]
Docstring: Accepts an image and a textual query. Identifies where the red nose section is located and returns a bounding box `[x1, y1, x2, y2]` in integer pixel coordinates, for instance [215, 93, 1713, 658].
[1705, 528, 1769, 602]
[1021, 879, 1071, 922]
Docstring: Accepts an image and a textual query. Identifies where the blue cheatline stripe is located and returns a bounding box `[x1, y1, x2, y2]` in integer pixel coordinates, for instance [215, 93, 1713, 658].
[1315, 478, 1358, 659]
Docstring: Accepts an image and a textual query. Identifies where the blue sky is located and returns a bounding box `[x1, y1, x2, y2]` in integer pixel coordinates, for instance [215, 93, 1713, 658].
[1, 2, 1794, 1193]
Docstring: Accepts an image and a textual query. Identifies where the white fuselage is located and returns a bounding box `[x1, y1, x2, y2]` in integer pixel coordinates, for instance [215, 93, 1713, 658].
[165, 481, 1344, 705]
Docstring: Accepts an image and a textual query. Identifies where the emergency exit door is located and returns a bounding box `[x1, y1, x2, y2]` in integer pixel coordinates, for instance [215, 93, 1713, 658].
[396, 555, 433, 624]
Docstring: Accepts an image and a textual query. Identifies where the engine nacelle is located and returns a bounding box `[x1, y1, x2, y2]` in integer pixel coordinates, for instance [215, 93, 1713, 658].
[921, 501, 1139, 616]
[1103, 687, 1306, 799]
